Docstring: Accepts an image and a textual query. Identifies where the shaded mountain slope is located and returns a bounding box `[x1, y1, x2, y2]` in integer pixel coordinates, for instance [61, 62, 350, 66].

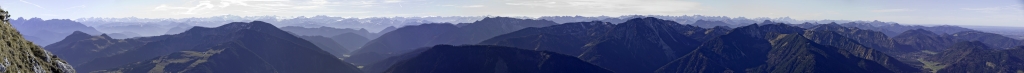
[802, 31, 923, 73]
[330, 33, 370, 52]
[280, 26, 379, 39]
[360, 48, 430, 73]
[691, 26, 730, 42]
[656, 33, 895, 73]
[43, 31, 146, 66]
[350, 17, 556, 65]
[478, 21, 615, 55]
[923, 41, 1024, 73]
[1010, 46, 1024, 60]
[655, 30, 774, 73]
[689, 20, 731, 28]
[577, 17, 702, 73]
[808, 24, 918, 54]
[893, 29, 963, 51]
[950, 31, 1024, 49]
[94, 29, 362, 73]
[345, 23, 459, 65]
[0, 9, 76, 72]
[383, 45, 613, 73]
[428, 17, 559, 45]
[656, 23, 911, 73]
[48, 21, 357, 72]
[299, 36, 349, 57]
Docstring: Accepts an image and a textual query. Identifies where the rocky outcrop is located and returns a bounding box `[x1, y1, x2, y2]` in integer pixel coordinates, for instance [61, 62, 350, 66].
[0, 8, 75, 72]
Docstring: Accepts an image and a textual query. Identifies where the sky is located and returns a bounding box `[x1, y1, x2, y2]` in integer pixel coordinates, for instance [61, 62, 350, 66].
[1, 0, 1022, 27]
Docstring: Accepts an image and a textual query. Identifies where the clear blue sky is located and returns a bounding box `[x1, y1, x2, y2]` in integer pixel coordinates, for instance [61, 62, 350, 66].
[1, 0, 1022, 27]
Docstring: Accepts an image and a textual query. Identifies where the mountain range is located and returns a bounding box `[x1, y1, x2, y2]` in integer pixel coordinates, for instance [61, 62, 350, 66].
[16, 14, 1024, 73]
[9, 18, 103, 46]
[383, 45, 614, 73]
[43, 21, 361, 73]
[346, 17, 558, 65]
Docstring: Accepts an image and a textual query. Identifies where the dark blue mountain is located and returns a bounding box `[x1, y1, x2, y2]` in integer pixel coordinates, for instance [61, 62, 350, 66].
[923, 41, 1024, 73]
[576, 17, 703, 73]
[345, 23, 459, 65]
[657, 32, 895, 73]
[478, 21, 615, 55]
[893, 29, 963, 51]
[299, 35, 350, 57]
[383, 45, 614, 73]
[46, 21, 361, 73]
[348, 17, 557, 65]
[949, 31, 1024, 49]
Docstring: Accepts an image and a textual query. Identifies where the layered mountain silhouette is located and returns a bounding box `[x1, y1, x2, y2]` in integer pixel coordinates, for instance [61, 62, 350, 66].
[106, 32, 142, 39]
[23, 14, 1024, 73]
[949, 31, 1024, 49]
[280, 26, 381, 39]
[345, 23, 459, 65]
[163, 24, 193, 34]
[893, 29, 963, 52]
[330, 33, 370, 52]
[923, 41, 1024, 73]
[379, 26, 397, 33]
[299, 36, 350, 57]
[349, 17, 557, 65]
[807, 24, 919, 55]
[9, 18, 103, 46]
[802, 31, 923, 72]
[45, 21, 360, 73]
[479, 21, 615, 55]
[43, 31, 145, 66]
[656, 32, 896, 73]
[576, 17, 703, 73]
[0, 9, 76, 72]
[383, 45, 613, 73]
[689, 20, 731, 28]
[95, 29, 362, 73]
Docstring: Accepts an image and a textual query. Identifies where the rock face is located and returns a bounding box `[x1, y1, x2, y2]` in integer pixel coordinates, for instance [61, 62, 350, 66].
[923, 41, 1024, 73]
[577, 17, 702, 73]
[45, 21, 361, 73]
[383, 45, 613, 73]
[0, 8, 76, 72]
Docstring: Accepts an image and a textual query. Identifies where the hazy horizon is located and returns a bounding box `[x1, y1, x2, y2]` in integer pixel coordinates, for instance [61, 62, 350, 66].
[1, 0, 1022, 27]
